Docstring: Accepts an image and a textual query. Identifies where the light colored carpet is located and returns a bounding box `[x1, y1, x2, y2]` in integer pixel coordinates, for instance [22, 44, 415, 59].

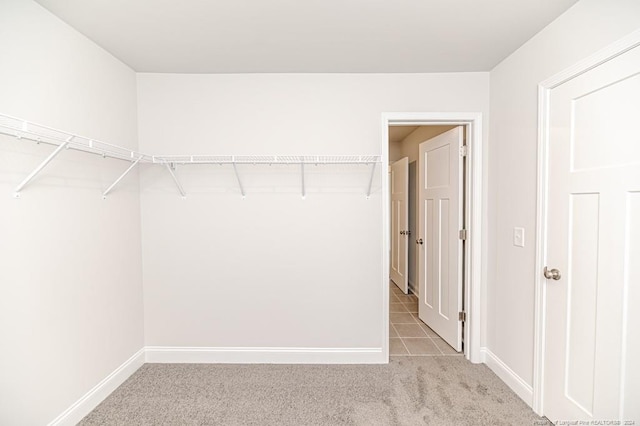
[80, 357, 548, 425]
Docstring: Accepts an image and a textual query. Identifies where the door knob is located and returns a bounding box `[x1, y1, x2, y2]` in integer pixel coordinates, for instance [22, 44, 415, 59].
[400, 230, 405, 235]
[416, 238, 423, 245]
[544, 267, 561, 280]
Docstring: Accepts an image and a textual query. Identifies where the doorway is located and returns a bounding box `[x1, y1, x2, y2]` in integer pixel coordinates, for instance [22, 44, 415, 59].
[381, 112, 484, 364]
[390, 125, 465, 354]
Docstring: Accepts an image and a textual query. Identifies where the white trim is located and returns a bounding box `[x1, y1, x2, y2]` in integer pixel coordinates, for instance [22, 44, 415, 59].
[533, 28, 640, 417]
[481, 347, 533, 406]
[382, 112, 484, 364]
[47, 348, 145, 426]
[539, 29, 640, 90]
[381, 119, 391, 362]
[48, 346, 382, 424]
[533, 82, 550, 416]
[145, 346, 384, 364]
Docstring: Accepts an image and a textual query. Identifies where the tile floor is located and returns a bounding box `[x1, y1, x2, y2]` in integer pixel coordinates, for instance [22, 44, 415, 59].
[389, 281, 462, 356]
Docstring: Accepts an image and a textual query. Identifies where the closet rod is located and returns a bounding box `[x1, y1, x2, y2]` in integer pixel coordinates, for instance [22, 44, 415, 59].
[0, 119, 152, 164]
[0, 125, 152, 163]
[1, 113, 382, 198]
[1, 114, 382, 167]
[151, 155, 382, 165]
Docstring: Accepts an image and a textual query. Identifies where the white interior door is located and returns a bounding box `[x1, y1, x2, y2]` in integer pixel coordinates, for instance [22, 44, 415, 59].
[390, 157, 409, 294]
[543, 43, 640, 421]
[417, 127, 463, 351]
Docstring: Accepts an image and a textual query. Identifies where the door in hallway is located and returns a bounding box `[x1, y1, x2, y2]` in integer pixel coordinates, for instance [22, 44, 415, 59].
[417, 127, 463, 351]
[390, 156, 409, 294]
[543, 42, 640, 421]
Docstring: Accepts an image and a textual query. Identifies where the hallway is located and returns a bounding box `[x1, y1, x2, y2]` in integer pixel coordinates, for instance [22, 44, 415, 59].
[389, 282, 461, 356]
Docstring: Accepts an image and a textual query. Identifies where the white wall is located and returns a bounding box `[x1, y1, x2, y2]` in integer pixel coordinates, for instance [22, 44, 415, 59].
[487, 0, 640, 395]
[0, 1, 144, 424]
[7, 0, 634, 417]
[137, 73, 489, 352]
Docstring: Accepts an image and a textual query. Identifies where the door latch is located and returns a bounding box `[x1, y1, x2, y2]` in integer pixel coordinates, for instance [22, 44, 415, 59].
[543, 267, 561, 280]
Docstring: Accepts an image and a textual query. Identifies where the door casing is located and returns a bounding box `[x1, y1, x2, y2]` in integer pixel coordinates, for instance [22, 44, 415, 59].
[381, 112, 484, 364]
[533, 28, 640, 416]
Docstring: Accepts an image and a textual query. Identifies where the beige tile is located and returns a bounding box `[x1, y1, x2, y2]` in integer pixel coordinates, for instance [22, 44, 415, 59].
[389, 338, 409, 355]
[432, 337, 460, 355]
[390, 286, 404, 295]
[393, 323, 428, 337]
[389, 294, 401, 303]
[416, 321, 439, 338]
[395, 294, 416, 303]
[389, 325, 399, 338]
[389, 303, 408, 313]
[390, 313, 417, 324]
[403, 301, 418, 313]
[402, 338, 441, 355]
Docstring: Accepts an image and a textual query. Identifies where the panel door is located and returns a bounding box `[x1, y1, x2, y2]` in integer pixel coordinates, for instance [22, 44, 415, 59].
[543, 43, 640, 421]
[418, 127, 463, 351]
[390, 157, 409, 293]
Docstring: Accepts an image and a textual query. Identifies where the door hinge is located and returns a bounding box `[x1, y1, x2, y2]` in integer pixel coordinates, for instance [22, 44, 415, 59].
[459, 229, 468, 240]
[459, 146, 468, 157]
[459, 311, 466, 322]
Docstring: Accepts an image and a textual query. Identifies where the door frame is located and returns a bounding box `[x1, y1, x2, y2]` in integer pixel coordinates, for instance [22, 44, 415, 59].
[381, 112, 484, 364]
[533, 28, 640, 416]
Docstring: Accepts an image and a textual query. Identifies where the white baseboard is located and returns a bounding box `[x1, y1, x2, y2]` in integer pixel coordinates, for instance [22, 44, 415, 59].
[480, 347, 533, 407]
[49, 346, 537, 424]
[47, 346, 383, 424]
[48, 348, 145, 426]
[145, 346, 385, 364]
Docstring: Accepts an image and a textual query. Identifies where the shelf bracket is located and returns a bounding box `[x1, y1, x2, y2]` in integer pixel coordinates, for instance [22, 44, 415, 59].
[14, 141, 69, 198]
[301, 163, 306, 199]
[366, 162, 376, 199]
[165, 163, 186, 198]
[232, 163, 246, 198]
[102, 156, 142, 199]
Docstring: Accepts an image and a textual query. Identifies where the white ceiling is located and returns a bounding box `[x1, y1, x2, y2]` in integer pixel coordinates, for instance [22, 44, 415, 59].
[35, 0, 579, 73]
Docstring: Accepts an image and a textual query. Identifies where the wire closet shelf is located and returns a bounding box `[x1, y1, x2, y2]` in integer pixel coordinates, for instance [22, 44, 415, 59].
[0, 113, 382, 198]
[151, 154, 381, 165]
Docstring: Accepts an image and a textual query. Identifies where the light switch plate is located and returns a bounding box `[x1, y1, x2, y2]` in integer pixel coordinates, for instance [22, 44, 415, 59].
[514, 227, 525, 247]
